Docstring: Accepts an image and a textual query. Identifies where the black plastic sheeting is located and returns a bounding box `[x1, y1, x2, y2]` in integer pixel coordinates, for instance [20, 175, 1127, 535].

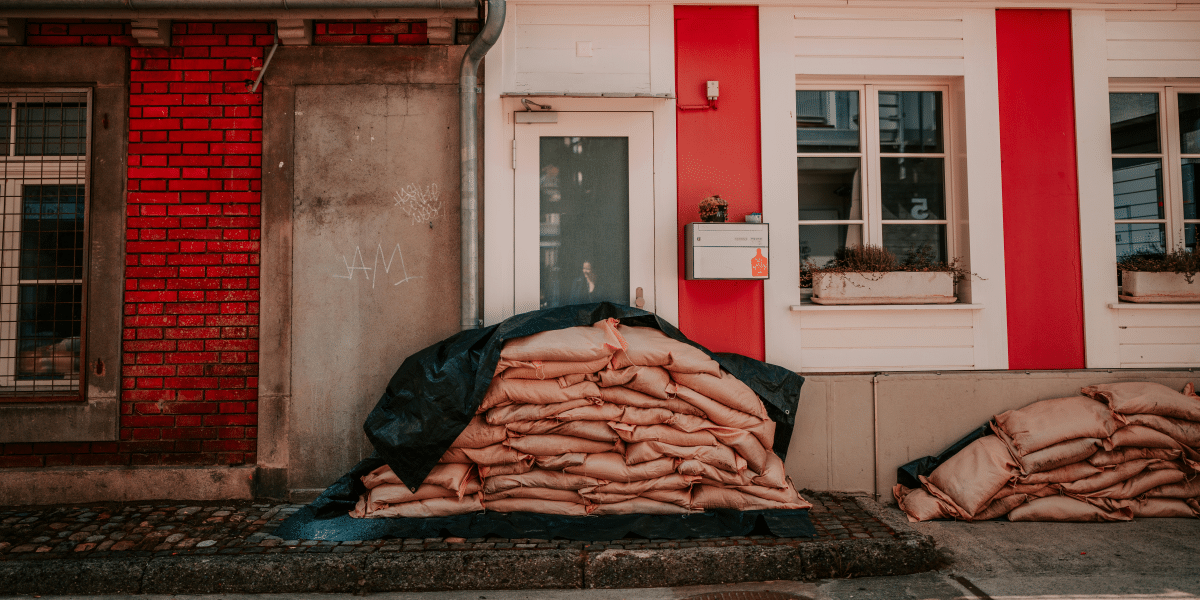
[896, 421, 995, 489]
[283, 302, 810, 541]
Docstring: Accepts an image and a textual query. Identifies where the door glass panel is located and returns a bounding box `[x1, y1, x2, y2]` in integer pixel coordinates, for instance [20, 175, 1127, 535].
[880, 157, 945, 220]
[1115, 223, 1166, 258]
[882, 224, 946, 262]
[539, 136, 629, 309]
[800, 224, 862, 269]
[1112, 158, 1165, 219]
[1110, 93, 1160, 154]
[1178, 93, 1200, 155]
[796, 90, 859, 153]
[878, 91, 943, 154]
[798, 157, 861, 220]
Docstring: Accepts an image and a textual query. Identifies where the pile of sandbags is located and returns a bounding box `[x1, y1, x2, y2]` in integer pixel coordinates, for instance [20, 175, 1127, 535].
[352, 319, 810, 519]
[895, 381, 1200, 522]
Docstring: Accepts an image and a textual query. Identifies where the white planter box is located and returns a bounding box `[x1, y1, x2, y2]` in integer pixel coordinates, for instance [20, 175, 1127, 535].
[811, 271, 956, 305]
[1120, 271, 1200, 303]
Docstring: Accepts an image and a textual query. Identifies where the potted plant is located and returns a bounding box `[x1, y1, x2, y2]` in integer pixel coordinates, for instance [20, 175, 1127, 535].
[1118, 247, 1200, 303]
[801, 244, 975, 305]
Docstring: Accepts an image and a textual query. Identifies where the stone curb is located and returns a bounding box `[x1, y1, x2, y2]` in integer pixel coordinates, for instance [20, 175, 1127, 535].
[0, 501, 940, 594]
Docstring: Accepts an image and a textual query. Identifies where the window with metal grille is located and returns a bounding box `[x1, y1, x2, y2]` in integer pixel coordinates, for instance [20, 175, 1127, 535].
[0, 90, 88, 395]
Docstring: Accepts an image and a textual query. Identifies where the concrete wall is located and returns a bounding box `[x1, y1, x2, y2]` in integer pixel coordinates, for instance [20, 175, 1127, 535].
[785, 369, 1199, 500]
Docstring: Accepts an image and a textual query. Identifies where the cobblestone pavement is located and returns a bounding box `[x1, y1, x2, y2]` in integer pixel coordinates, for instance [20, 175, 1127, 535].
[0, 492, 895, 560]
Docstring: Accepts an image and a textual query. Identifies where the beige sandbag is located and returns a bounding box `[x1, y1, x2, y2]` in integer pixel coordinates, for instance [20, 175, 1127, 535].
[626, 440, 740, 473]
[366, 494, 485, 519]
[485, 399, 592, 425]
[460, 444, 532, 466]
[679, 459, 752, 486]
[736, 480, 809, 507]
[924, 435, 1019, 518]
[478, 460, 534, 478]
[478, 379, 601, 412]
[1088, 447, 1181, 467]
[1082, 468, 1186, 499]
[1011, 483, 1057, 498]
[1086, 497, 1200, 518]
[894, 484, 959, 522]
[438, 448, 473, 464]
[534, 453, 587, 470]
[483, 469, 601, 493]
[708, 426, 772, 476]
[586, 473, 700, 495]
[674, 385, 762, 430]
[507, 419, 620, 442]
[610, 325, 722, 376]
[1144, 477, 1200, 499]
[497, 356, 612, 380]
[589, 498, 694, 515]
[499, 320, 626, 363]
[1125, 413, 1200, 447]
[579, 491, 639, 504]
[485, 498, 589, 516]
[364, 482, 456, 511]
[642, 488, 695, 508]
[692, 485, 808, 511]
[1110, 426, 1200, 467]
[619, 406, 678, 426]
[557, 403, 626, 423]
[672, 370, 768, 419]
[750, 451, 788, 489]
[600, 365, 675, 400]
[970, 493, 1028, 522]
[506, 434, 618, 456]
[483, 487, 586, 504]
[1015, 437, 1103, 474]
[450, 415, 509, 449]
[1008, 495, 1133, 522]
[563, 452, 676, 483]
[609, 422, 717, 447]
[671, 408, 775, 451]
[597, 385, 707, 417]
[994, 396, 1121, 456]
[1056, 459, 1153, 494]
[361, 463, 474, 494]
[350, 496, 369, 519]
[1081, 381, 1200, 421]
[1019, 461, 1105, 485]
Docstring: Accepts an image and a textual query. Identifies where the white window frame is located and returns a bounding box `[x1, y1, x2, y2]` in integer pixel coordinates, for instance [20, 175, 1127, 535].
[1109, 83, 1200, 256]
[795, 83, 957, 269]
[0, 88, 90, 395]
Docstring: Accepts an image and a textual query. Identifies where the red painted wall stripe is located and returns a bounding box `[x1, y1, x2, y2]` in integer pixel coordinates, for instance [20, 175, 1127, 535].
[674, 6, 764, 360]
[996, 10, 1085, 370]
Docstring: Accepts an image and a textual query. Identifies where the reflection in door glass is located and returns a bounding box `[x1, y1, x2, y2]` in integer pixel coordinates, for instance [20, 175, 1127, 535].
[539, 136, 629, 309]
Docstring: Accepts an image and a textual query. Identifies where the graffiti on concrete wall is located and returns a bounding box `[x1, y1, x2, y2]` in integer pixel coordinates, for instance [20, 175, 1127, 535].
[333, 242, 423, 288]
[394, 183, 442, 227]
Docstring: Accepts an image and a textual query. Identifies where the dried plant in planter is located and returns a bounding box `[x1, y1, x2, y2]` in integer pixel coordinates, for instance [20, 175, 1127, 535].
[1118, 248, 1200, 284]
[800, 244, 977, 287]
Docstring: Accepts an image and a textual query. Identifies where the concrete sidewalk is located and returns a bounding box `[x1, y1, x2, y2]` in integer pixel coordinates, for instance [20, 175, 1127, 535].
[0, 492, 938, 595]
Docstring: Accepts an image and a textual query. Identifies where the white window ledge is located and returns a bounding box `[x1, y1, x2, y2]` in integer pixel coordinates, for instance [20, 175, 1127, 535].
[790, 303, 985, 312]
[1108, 302, 1200, 310]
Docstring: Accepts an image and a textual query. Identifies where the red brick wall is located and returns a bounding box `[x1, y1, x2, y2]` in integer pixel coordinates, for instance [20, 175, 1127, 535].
[314, 20, 428, 45]
[26, 20, 138, 46]
[0, 21, 269, 469]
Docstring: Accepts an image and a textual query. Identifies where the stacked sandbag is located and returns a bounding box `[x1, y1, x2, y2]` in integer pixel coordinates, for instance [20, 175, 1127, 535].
[894, 382, 1200, 522]
[354, 319, 810, 519]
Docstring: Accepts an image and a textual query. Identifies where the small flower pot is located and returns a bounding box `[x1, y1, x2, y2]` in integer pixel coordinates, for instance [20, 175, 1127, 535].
[1119, 271, 1200, 303]
[811, 271, 956, 305]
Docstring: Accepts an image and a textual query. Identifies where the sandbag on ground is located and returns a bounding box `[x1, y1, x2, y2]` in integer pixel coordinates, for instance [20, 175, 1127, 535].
[1008, 495, 1133, 522]
[1082, 381, 1200, 422]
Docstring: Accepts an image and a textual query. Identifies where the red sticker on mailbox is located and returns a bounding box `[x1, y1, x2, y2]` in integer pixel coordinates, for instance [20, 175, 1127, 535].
[751, 248, 768, 277]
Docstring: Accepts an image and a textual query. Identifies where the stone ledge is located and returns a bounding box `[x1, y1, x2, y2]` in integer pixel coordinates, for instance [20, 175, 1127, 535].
[0, 466, 255, 505]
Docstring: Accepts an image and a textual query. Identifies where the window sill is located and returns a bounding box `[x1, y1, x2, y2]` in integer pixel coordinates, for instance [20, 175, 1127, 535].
[790, 302, 985, 311]
[1108, 302, 1200, 310]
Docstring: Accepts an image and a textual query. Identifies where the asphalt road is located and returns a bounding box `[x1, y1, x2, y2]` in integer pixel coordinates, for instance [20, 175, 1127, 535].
[6, 505, 1200, 600]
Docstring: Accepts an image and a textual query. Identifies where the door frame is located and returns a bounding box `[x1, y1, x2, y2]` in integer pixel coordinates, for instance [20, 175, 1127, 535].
[483, 96, 678, 326]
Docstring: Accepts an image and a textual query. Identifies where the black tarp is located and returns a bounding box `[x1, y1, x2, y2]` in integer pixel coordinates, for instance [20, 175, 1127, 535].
[895, 421, 995, 489]
[285, 303, 809, 540]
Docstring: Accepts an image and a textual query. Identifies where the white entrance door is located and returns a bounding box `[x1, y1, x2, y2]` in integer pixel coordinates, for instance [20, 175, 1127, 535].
[514, 112, 655, 314]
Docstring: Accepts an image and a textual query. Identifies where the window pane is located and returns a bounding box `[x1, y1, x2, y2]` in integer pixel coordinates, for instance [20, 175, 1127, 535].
[798, 157, 861, 220]
[880, 157, 945, 220]
[796, 90, 859, 153]
[1180, 93, 1200, 155]
[0, 103, 9, 152]
[16, 284, 81, 380]
[20, 185, 85, 281]
[1112, 158, 1165, 220]
[1185, 158, 1197, 219]
[1115, 223, 1165, 258]
[881, 225, 946, 262]
[1186, 223, 1198, 252]
[16, 101, 87, 156]
[538, 136, 629, 309]
[800, 224, 862, 268]
[879, 91, 943, 154]
[1110, 93, 1160, 154]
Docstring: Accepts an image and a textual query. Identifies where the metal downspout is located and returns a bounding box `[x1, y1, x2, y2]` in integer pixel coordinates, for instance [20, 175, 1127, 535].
[460, 0, 504, 330]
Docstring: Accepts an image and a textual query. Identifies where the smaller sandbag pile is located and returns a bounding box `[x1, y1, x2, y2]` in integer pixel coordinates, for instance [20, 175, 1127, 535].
[352, 319, 810, 519]
[895, 381, 1200, 522]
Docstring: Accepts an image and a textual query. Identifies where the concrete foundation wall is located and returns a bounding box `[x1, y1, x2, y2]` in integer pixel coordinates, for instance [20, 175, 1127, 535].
[0, 466, 254, 505]
[784, 369, 1199, 500]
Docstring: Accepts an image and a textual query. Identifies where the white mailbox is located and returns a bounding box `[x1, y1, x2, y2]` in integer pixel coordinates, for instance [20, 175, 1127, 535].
[685, 222, 769, 280]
